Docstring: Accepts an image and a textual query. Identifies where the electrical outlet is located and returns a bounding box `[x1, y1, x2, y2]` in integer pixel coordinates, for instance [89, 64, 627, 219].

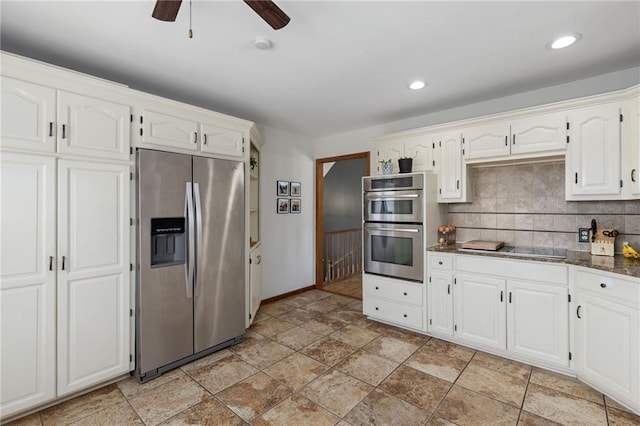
[578, 228, 590, 243]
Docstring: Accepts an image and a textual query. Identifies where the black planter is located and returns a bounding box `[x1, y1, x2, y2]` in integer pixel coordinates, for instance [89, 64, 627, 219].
[398, 158, 413, 173]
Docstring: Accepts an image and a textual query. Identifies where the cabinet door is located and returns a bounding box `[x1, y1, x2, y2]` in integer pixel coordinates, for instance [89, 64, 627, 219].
[437, 132, 464, 201]
[249, 246, 262, 326]
[377, 141, 402, 175]
[506, 281, 569, 367]
[456, 273, 506, 350]
[567, 103, 621, 197]
[0, 153, 56, 417]
[575, 291, 639, 404]
[200, 123, 244, 157]
[405, 135, 434, 172]
[462, 123, 510, 159]
[428, 272, 454, 336]
[57, 91, 130, 161]
[510, 112, 567, 155]
[1, 76, 56, 153]
[57, 160, 130, 396]
[627, 98, 640, 196]
[141, 109, 199, 152]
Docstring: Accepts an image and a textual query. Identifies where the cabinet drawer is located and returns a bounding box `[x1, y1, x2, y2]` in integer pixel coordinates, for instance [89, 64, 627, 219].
[575, 269, 639, 304]
[457, 255, 567, 285]
[363, 297, 424, 330]
[363, 275, 423, 306]
[429, 254, 454, 271]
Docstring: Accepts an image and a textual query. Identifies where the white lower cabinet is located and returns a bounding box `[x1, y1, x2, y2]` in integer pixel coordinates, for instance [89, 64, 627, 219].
[363, 274, 424, 331]
[0, 154, 131, 418]
[574, 269, 639, 411]
[427, 271, 454, 336]
[455, 273, 506, 350]
[1, 153, 56, 416]
[506, 280, 569, 367]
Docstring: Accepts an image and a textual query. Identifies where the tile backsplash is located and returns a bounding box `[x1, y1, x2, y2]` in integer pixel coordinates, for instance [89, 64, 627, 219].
[448, 161, 640, 253]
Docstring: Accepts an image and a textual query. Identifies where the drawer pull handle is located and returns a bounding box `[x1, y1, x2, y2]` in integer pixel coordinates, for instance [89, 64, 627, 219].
[61, 256, 66, 271]
[509, 292, 512, 303]
[375, 307, 379, 311]
[577, 305, 582, 319]
[447, 284, 450, 295]
[500, 290, 503, 302]
[375, 286, 379, 290]
[438, 261, 443, 265]
[49, 122, 54, 137]
[62, 124, 67, 139]
[49, 256, 53, 271]
[403, 314, 407, 318]
[403, 292, 407, 296]
[600, 283, 607, 288]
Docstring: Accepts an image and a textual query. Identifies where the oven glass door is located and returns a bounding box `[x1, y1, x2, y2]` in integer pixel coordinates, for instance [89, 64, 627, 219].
[364, 190, 423, 223]
[364, 223, 423, 282]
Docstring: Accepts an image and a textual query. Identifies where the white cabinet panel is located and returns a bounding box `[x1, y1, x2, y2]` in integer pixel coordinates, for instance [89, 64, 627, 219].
[507, 281, 569, 367]
[57, 160, 130, 396]
[1, 76, 56, 153]
[377, 142, 402, 175]
[57, 91, 130, 161]
[567, 103, 621, 198]
[463, 123, 510, 159]
[405, 135, 434, 172]
[200, 123, 244, 157]
[510, 112, 567, 155]
[142, 109, 199, 152]
[363, 296, 424, 330]
[428, 271, 454, 337]
[0, 153, 56, 417]
[249, 245, 262, 326]
[437, 131, 466, 202]
[628, 98, 640, 196]
[363, 275, 423, 307]
[456, 273, 506, 350]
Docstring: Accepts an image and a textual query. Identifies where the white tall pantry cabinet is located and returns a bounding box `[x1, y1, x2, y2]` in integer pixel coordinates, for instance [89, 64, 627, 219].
[0, 53, 132, 419]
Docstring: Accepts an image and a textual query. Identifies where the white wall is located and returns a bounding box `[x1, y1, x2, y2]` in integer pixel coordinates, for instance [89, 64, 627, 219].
[257, 124, 315, 299]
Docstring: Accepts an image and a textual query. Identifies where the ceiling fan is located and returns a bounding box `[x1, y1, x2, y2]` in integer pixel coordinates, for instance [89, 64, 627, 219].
[152, 0, 290, 30]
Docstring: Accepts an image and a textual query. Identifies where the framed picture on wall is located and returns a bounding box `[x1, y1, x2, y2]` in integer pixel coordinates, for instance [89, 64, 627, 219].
[290, 182, 301, 197]
[277, 198, 290, 214]
[277, 180, 290, 196]
[290, 199, 301, 213]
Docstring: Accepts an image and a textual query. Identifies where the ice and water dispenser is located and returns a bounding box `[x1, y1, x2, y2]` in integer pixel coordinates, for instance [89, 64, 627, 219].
[150, 217, 186, 267]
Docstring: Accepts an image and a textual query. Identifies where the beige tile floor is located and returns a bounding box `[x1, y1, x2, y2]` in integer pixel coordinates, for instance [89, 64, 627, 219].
[8, 289, 640, 426]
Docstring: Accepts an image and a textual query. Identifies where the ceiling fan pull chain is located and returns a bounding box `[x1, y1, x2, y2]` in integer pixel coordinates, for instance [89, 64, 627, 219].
[188, 0, 193, 38]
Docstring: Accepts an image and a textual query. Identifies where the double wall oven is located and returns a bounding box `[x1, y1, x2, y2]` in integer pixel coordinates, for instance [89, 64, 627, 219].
[363, 174, 425, 282]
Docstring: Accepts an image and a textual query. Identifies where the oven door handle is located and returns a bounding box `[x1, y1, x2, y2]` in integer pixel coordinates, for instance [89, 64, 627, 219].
[366, 227, 420, 233]
[365, 194, 419, 199]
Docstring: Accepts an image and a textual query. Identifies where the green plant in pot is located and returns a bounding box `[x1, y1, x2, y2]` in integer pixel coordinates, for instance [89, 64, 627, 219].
[379, 158, 393, 175]
[250, 155, 258, 171]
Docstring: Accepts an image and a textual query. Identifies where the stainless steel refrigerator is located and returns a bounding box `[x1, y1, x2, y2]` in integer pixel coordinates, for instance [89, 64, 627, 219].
[135, 149, 245, 383]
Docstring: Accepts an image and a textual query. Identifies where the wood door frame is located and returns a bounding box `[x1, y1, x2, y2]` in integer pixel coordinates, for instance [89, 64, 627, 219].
[315, 151, 370, 289]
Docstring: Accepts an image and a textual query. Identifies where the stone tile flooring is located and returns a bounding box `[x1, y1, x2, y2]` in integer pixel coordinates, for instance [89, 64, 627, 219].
[8, 289, 640, 426]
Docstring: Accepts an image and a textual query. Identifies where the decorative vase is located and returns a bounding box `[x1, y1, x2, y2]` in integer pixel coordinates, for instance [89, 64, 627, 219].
[398, 158, 413, 173]
[381, 162, 393, 175]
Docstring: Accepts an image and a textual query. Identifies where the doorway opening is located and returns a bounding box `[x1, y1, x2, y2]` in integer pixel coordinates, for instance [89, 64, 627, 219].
[315, 152, 370, 299]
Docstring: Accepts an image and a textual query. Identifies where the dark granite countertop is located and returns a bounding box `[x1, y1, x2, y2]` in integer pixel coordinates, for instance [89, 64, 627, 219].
[428, 244, 640, 279]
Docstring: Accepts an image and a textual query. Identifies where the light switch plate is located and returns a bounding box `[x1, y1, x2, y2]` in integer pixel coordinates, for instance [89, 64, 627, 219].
[578, 228, 590, 243]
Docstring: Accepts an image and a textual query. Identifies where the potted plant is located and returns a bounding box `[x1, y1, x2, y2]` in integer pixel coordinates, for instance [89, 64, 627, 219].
[379, 158, 393, 175]
[250, 155, 258, 171]
[398, 147, 416, 173]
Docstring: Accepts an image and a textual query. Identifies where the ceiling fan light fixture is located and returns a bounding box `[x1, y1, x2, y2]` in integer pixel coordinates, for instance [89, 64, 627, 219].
[408, 81, 426, 90]
[548, 33, 582, 50]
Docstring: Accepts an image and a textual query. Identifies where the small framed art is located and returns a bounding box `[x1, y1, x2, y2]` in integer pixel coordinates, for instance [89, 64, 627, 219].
[277, 180, 290, 196]
[290, 182, 301, 197]
[277, 198, 290, 214]
[290, 199, 301, 213]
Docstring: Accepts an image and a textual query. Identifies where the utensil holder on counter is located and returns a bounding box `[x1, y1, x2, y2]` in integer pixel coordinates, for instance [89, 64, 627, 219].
[590, 229, 615, 257]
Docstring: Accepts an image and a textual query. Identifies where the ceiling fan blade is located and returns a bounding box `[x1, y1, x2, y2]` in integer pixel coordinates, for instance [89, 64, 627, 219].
[243, 0, 290, 30]
[152, 0, 182, 22]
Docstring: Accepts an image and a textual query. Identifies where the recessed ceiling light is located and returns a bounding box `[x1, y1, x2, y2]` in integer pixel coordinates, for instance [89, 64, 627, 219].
[547, 33, 582, 50]
[408, 81, 426, 90]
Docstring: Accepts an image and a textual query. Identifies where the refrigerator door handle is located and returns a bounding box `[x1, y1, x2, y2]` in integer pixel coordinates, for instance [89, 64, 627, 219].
[185, 182, 195, 299]
[193, 182, 203, 297]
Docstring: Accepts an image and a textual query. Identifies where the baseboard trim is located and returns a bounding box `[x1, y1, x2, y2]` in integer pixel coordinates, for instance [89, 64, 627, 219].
[261, 284, 316, 304]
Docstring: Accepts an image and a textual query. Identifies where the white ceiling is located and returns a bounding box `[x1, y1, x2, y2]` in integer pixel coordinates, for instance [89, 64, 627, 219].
[1, 1, 639, 138]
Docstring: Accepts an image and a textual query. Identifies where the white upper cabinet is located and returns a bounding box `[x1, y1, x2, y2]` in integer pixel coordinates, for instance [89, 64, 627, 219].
[56, 160, 130, 396]
[57, 91, 130, 161]
[375, 133, 435, 175]
[1, 77, 131, 161]
[141, 109, 199, 152]
[200, 123, 244, 157]
[463, 123, 510, 160]
[510, 111, 567, 155]
[0, 153, 56, 417]
[1, 76, 56, 153]
[377, 140, 402, 174]
[437, 131, 470, 202]
[566, 102, 622, 199]
[627, 98, 640, 197]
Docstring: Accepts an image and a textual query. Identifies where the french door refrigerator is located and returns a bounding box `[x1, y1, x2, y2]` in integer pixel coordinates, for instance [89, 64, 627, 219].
[135, 149, 245, 382]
